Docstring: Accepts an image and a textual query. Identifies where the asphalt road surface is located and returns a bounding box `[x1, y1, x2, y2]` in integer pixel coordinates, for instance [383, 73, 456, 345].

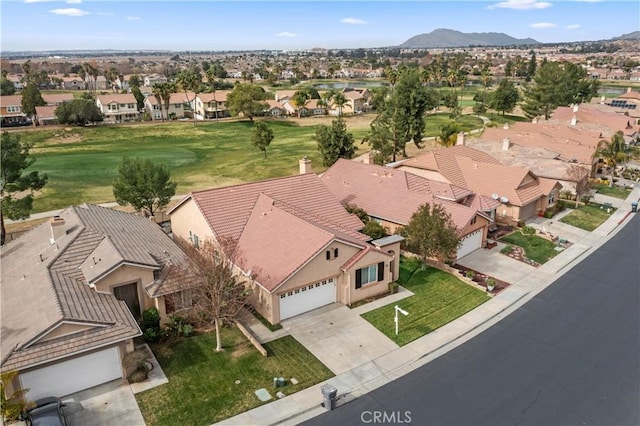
[306, 214, 640, 426]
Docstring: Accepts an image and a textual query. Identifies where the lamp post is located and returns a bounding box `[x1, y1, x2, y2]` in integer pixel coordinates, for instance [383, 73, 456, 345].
[394, 305, 409, 335]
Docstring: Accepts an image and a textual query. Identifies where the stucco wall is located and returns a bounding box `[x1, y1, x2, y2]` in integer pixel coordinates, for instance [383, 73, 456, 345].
[343, 250, 392, 305]
[40, 323, 95, 342]
[169, 198, 215, 245]
[397, 166, 451, 183]
[94, 265, 155, 316]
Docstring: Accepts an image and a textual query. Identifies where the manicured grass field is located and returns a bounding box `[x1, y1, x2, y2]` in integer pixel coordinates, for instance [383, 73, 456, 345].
[136, 328, 333, 426]
[424, 113, 484, 135]
[17, 120, 370, 212]
[499, 230, 559, 264]
[559, 202, 617, 231]
[593, 183, 632, 199]
[362, 256, 489, 346]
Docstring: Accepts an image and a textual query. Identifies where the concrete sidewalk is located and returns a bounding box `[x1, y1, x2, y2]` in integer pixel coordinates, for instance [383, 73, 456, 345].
[216, 186, 640, 426]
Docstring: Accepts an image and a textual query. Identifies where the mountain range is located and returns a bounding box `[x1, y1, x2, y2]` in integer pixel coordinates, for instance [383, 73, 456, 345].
[399, 28, 539, 48]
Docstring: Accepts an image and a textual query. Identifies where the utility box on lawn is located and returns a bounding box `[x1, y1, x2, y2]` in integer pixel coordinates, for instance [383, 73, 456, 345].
[321, 384, 337, 410]
[632, 201, 638, 212]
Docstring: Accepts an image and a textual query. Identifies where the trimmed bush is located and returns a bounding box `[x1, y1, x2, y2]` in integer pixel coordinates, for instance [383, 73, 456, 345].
[388, 281, 399, 294]
[522, 226, 536, 235]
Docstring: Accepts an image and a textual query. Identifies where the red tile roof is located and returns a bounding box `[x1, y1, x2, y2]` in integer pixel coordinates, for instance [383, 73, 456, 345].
[179, 173, 371, 291]
[546, 104, 638, 137]
[321, 159, 479, 234]
[97, 93, 137, 104]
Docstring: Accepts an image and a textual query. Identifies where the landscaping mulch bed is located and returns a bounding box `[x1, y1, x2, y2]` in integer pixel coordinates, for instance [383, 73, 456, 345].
[502, 245, 540, 267]
[488, 225, 513, 240]
[451, 264, 510, 295]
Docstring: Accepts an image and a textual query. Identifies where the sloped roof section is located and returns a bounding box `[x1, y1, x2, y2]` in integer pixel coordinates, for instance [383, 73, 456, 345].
[1, 204, 186, 370]
[321, 159, 479, 233]
[189, 173, 363, 242]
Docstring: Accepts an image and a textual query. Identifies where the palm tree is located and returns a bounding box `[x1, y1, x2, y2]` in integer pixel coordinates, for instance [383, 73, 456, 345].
[331, 91, 348, 117]
[480, 67, 492, 106]
[205, 65, 218, 121]
[152, 84, 164, 121]
[291, 91, 309, 118]
[596, 131, 628, 186]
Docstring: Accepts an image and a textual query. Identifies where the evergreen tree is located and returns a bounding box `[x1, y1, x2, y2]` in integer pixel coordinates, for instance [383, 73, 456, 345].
[113, 157, 177, 217]
[1, 132, 48, 245]
[316, 118, 355, 167]
[20, 83, 46, 118]
[226, 83, 267, 122]
[55, 99, 104, 126]
[251, 121, 274, 159]
[402, 203, 460, 264]
[489, 79, 519, 116]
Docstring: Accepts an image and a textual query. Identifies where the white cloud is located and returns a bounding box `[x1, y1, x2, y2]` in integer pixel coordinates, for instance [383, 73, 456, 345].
[341, 17, 367, 25]
[530, 22, 557, 28]
[487, 0, 552, 10]
[66, 0, 82, 4]
[126, 16, 141, 21]
[566, 24, 581, 29]
[277, 31, 297, 38]
[49, 8, 90, 16]
[24, 0, 53, 3]
[96, 12, 114, 16]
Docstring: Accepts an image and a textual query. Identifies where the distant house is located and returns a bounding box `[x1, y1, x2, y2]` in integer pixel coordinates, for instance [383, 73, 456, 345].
[42, 93, 74, 106]
[34, 105, 59, 126]
[194, 91, 232, 119]
[0, 94, 30, 126]
[169, 162, 402, 324]
[60, 75, 86, 90]
[144, 92, 191, 121]
[143, 74, 168, 87]
[264, 99, 286, 116]
[96, 93, 140, 123]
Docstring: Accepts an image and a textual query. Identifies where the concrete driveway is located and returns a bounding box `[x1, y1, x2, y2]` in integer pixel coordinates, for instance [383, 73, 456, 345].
[457, 242, 535, 285]
[63, 379, 145, 426]
[281, 303, 398, 375]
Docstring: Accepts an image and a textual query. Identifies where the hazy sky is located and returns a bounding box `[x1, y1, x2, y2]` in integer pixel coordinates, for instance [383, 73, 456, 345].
[1, 0, 638, 52]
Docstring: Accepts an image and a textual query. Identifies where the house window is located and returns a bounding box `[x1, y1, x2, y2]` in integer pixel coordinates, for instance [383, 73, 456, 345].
[193, 234, 200, 249]
[471, 216, 477, 225]
[548, 192, 556, 204]
[7, 106, 20, 113]
[280, 294, 286, 299]
[326, 248, 339, 260]
[355, 262, 384, 289]
[166, 290, 195, 314]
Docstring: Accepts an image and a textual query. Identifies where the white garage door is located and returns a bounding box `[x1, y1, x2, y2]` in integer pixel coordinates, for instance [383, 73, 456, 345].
[279, 278, 336, 320]
[457, 229, 483, 259]
[21, 346, 122, 400]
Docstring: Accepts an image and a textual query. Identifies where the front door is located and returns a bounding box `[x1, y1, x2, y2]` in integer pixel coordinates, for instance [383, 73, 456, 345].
[113, 283, 141, 320]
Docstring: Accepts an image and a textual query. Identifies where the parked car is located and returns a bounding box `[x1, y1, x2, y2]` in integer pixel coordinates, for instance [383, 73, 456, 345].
[23, 397, 67, 426]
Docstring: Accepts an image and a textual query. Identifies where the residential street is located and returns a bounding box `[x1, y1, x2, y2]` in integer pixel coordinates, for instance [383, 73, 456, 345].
[305, 213, 640, 426]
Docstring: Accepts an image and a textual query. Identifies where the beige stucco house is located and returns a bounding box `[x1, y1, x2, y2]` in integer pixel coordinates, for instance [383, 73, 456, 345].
[96, 93, 140, 123]
[320, 159, 498, 260]
[395, 144, 562, 224]
[168, 163, 402, 325]
[1, 204, 188, 400]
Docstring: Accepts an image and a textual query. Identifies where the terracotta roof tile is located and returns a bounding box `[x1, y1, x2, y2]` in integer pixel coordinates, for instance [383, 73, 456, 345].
[1, 204, 186, 370]
[97, 93, 137, 104]
[321, 159, 478, 234]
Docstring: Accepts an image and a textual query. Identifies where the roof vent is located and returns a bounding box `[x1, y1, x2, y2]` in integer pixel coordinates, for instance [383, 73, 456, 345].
[491, 193, 499, 200]
[500, 196, 509, 203]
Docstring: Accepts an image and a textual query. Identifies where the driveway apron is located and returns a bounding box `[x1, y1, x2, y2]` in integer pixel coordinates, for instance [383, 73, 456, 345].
[281, 303, 398, 375]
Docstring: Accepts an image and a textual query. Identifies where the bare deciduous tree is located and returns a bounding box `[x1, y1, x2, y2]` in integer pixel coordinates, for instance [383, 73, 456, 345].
[166, 238, 251, 352]
[567, 165, 592, 208]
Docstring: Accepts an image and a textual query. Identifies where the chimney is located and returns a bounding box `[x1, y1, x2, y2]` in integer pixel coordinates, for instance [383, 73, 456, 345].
[570, 115, 577, 126]
[456, 132, 465, 146]
[363, 151, 374, 164]
[49, 215, 66, 243]
[299, 156, 312, 174]
[502, 137, 511, 151]
[503, 123, 509, 130]
[572, 104, 579, 113]
[627, 87, 632, 93]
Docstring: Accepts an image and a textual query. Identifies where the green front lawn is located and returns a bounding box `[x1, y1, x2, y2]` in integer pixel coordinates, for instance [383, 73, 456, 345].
[593, 183, 632, 199]
[559, 202, 617, 231]
[136, 329, 333, 426]
[16, 120, 370, 212]
[361, 257, 489, 346]
[499, 231, 558, 264]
